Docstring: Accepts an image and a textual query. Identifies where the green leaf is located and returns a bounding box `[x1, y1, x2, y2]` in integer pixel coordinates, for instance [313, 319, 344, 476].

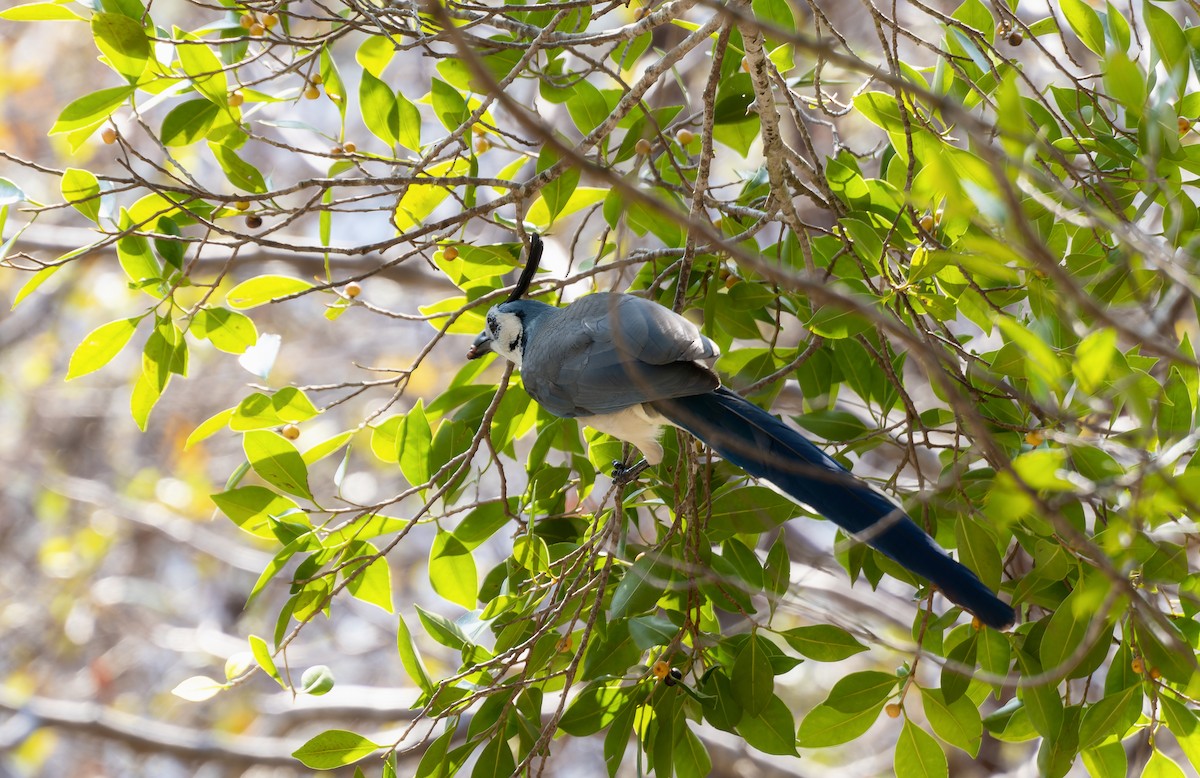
[1143, 0, 1187, 76]
[186, 407, 235, 450]
[92, 13, 149, 81]
[807, 303, 872, 339]
[1040, 587, 1094, 676]
[50, 85, 134, 135]
[470, 736, 515, 778]
[208, 142, 266, 194]
[895, 719, 949, 778]
[1082, 741, 1128, 778]
[732, 633, 775, 717]
[292, 730, 380, 770]
[512, 535, 550, 575]
[243, 430, 313, 500]
[674, 726, 712, 778]
[1073, 328, 1117, 394]
[396, 614, 434, 694]
[997, 317, 1065, 395]
[318, 44, 346, 121]
[211, 485, 303, 537]
[117, 230, 160, 290]
[230, 389, 318, 431]
[1160, 694, 1200, 773]
[794, 410, 869, 441]
[1059, 0, 1106, 56]
[415, 603, 469, 650]
[429, 530, 477, 608]
[1, 3, 87, 21]
[248, 634, 286, 688]
[360, 70, 399, 147]
[825, 671, 898, 714]
[396, 91, 422, 152]
[1142, 751, 1188, 778]
[355, 35, 395, 77]
[346, 542, 393, 613]
[565, 80, 609, 134]
[921, 686, 982, 757]
[707, 485, 798, 537]
[176, 32, 228, 105]
[66, 317, 139, 379]
[797, 699, 882, 747]
[430, 78, 469, 130]
[560, 684, 631, 736]
[779, 624, 867, 661]
[611, 553, 669, 618]
[130, 370, 162, 431]
[11, 265, 60, 310]
[1078, 686, 1140, 749]
[736, 693, 798, 755]
[1158, 368, 1193, 443]
[394, 158, 467, 231]
[398, 400, 433, 487]
[161, 98, 220, 147]
[62, 167, 101, 222]
[189, 306, 258, 353]
[226, 274, 313, 309]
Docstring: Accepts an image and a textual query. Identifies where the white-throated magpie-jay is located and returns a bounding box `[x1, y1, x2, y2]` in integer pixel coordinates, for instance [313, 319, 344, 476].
[467, 237, 1014, 629]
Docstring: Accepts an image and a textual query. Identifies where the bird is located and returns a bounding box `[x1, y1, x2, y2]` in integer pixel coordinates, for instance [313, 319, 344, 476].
[466, 236, 1015, 630]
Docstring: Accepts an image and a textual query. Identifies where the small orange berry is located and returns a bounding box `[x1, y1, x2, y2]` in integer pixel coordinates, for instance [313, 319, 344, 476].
[101, 127, 118, 145]
[651, 660, 670, 680]
[248, 22, 264, 36]
[281, 424, 300, 440]
[331, 145, 344, 155]
[675, 128, 695, 145]
[342, 141, 356, 154]
[1131, 658, 1145, 674]
[261, 13, 278, 29]
[1007, 31, 1023, 46]
[228, 91, 245, 107]
[971, 616, 982, 630]
[918, 214, 935, 232]
[443, 246, 459, 261]
[1179, 117, 1192, 134]
[634, 138, 652, 156]
[233, 199, 251, 211]
[239, 14, 255, 29]
[245, 214, 263, 229]
[304, 84, 320, 100]
[474, 137, 491, 154]
[310, 73, 323, 85]
[1025, 430, 1044, 446]
[1150, 666, 1162, 680]
[344, 281, 362, 298]
[885, 703, 902, 718]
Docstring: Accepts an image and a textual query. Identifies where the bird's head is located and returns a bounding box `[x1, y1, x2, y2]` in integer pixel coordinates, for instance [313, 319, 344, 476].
[466, 299, 554, 367]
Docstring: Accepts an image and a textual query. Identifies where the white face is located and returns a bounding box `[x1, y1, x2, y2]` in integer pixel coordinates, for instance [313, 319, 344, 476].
[485, 309, 524, 366]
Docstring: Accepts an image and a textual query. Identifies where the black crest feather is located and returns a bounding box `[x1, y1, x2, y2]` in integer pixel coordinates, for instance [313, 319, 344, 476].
[506, 233, 542, 303]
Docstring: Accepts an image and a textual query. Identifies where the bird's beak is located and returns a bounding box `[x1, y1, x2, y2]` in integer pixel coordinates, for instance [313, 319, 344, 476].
[466, 331, 493, 360]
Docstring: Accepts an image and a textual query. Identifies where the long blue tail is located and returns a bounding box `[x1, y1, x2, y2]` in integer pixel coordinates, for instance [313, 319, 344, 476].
[652, 388, 1015, 629]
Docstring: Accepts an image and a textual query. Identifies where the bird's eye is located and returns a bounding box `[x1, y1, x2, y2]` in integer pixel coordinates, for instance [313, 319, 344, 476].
[508, 338, 519, 352]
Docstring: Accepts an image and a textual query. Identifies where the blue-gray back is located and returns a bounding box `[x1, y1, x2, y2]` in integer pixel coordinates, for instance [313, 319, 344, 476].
[520, 293, 720, 417]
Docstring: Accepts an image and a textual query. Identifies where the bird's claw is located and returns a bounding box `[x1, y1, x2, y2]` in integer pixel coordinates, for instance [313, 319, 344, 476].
[611, 459, 649, 485]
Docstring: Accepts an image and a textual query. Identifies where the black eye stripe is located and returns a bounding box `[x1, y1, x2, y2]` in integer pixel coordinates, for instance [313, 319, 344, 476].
[508, 338, 519, 352]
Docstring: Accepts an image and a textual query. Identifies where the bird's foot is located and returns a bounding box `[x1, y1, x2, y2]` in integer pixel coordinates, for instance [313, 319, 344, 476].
[611, 459, 649, 485]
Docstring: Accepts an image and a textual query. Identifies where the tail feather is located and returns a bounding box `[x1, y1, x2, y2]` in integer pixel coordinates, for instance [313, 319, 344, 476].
[652, 388, 1015, 629]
